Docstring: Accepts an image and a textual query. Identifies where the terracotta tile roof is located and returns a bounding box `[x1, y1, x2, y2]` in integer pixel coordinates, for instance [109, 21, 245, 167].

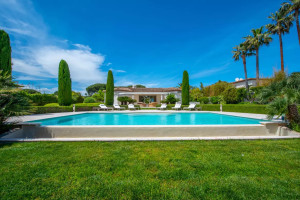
[104, 87, 181, 92]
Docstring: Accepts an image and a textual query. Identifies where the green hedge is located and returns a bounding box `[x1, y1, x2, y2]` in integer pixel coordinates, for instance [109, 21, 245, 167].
[30, 104, 272, 114]
[198, 104, 220, 111]
[222, 105, 267, 114]
[31, 106, 73, 114]
[30, 104, 141, 113]
[27, 93, 58, 106]
[155, 104, 268, 114]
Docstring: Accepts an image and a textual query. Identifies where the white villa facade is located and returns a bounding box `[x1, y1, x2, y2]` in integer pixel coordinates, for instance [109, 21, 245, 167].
[231, 78, 268, 88]
[105, 87, 182, 107]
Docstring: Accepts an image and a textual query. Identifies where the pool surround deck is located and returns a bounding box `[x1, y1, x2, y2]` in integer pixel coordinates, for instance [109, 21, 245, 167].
[8, 110, 279, 123]
[3, 111, 299, 141]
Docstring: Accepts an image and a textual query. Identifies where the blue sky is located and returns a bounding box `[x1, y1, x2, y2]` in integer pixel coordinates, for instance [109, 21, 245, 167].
[0, 0, 299, 94]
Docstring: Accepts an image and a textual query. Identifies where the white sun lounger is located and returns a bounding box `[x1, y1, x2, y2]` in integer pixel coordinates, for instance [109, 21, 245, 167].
[157, 103, 167, 110]
[183, 103, 196, 110]
[99, 104, 113, 111]
[128, 104, 136, 110]
[172, 103, 181, 110]
[114, 104, 125, 110]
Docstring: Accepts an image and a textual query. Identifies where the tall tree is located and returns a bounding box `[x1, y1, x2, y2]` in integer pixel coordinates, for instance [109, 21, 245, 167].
[58, 60, 72, 106]
[282, 0, 300, 46]
[86, 83, 106, 96]
[244, 27, 272, 84]
[0, 72, 30, 133]
[182, 70, 189, 105]
[266, 8, 293, 72]
[0, 30, 12, 77]
[105, 70, 114, 106]
[232, 42, 254, 96]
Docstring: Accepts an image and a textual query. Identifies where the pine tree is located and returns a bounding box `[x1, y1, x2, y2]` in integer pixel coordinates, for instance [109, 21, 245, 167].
[105, 70, 114, 106]
[0, 30, 12, 76]
[182, 70, 190, 105]
[58, 60, 72, 106]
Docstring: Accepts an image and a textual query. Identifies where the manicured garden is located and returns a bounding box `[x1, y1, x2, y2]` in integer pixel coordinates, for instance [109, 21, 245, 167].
[0, 140, 299, 199]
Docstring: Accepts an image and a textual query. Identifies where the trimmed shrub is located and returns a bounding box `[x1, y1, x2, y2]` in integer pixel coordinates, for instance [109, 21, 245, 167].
[165, 93, 179, 104]
[155, 104, 266, 113]
[198, 97, 209, 104]
[92, 90, 104, 102]
[105, 70, 114, 106]
[58, 60, 72, 106]
[83, 97, 96, 103]
[117, 96, 136, 105]
[72, 91, 84, 103]
[43, 103, 59, 107]
[223, 104, 267, 114]
[210, 96, 219, 104]
[31, 106, 72, 114]
[27, 93, 58, 106]
[182, 70, 189, 105]
[198, 104, 220, 111]
[223, 88, 239, 104]
[0, 30, 12, 76]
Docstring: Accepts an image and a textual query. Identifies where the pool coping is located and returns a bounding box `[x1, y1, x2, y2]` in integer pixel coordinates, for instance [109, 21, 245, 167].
[1, 135, 300, 142]
[3, 111, 293, 140]
[8, 110, 283, 125]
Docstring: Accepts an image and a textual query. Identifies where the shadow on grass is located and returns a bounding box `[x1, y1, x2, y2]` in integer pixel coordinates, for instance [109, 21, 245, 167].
[0, 142, 15, 149]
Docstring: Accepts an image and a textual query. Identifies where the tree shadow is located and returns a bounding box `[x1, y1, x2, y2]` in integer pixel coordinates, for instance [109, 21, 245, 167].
[0, 142, 15, 149]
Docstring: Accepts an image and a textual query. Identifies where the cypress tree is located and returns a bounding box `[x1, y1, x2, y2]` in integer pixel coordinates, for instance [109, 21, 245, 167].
[0, 30, 12, 76]
[182, 70, 190, 105]
[105, 70, 114, 106]
[58, 60, 72, 106]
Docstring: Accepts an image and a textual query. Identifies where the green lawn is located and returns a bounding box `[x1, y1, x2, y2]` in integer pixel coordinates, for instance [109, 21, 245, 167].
[1, 140, 299, 199]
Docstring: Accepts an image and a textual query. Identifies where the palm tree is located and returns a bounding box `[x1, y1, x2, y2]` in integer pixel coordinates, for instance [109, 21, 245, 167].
[282, 0, 300, 46]
[266, 8, 294, 72]
[244, 27, 272, 84]
[232, 42, 254, 97]
[260, 72, 300, 129]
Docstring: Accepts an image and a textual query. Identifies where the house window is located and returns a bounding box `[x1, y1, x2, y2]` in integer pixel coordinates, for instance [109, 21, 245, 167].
[139, 96, 157, 102]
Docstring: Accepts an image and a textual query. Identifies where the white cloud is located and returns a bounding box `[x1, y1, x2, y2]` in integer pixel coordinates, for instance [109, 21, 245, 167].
[190, 64, 230, 79]
[13, 46, 106, 83]
[13, 58, 52, 78]
[144, 83, 159, 88]
[114, 78, 158, 88]
[15, 76, 46, 81]
[110, 68, 126, 73]
[73, 44, 91, 51]
[115, 69, 126, 73]
[0, 0, 107, 90]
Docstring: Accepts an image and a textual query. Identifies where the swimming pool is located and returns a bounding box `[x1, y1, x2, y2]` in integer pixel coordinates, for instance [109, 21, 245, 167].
[30, 113, 266, 126]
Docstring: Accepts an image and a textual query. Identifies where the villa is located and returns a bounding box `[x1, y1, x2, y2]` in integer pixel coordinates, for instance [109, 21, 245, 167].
[105, 86, 182, 107]
[231, 78, 269, 88]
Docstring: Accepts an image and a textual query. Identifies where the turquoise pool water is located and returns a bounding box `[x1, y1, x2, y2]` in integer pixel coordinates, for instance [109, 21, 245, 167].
[30, 113, 265, 126]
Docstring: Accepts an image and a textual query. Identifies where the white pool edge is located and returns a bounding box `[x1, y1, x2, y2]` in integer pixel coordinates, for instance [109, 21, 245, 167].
[1, 135, 299, 142]
[3, 111, 296, 140]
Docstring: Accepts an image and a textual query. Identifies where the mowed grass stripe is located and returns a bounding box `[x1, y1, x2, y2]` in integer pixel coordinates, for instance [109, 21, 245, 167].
[0, 140, 299, 199]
